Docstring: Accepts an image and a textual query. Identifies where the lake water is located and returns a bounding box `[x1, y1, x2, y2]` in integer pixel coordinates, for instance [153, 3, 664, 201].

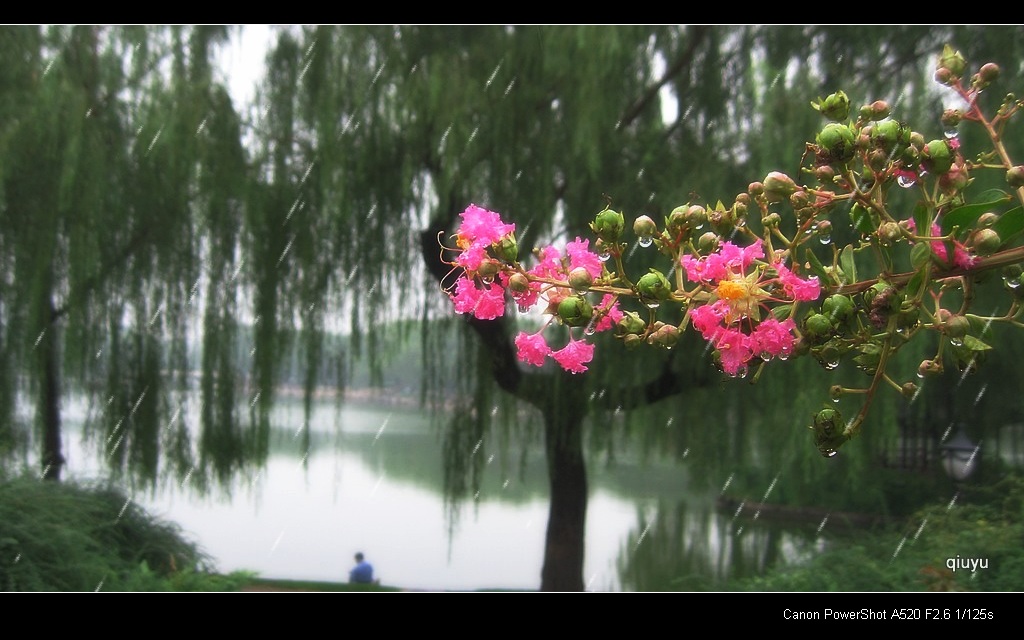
[55, 397, 824, 591]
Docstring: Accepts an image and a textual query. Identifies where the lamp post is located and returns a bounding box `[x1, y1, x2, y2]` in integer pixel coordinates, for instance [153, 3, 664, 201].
[940, 424, 980, 483]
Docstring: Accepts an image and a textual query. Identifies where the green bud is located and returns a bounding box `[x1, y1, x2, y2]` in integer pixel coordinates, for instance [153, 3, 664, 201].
[697, 231, 719, 253]
[814, 165, 835, 183]
[495, 235, 518, 262]
[970, 228, 1001, 255]
[666, 206, 688, 236]
[871, 119, 910, 153]
[922, 139, 954, 174]
[803, 313, 833, 342]
[900, 382, 918, 399]
[822, 294, 855, 324]
[978, 212, 999, 228]
[557, 295, 593, 327]
[812, 90, 851, 122]
[633, 214, 657, 239]
[1006, 165, 1024, 189]
[942, 313, 971, 339]
[636, 270, 672, 302]
[816, 123, 856, 163]
[762, 171, 798, 203]
[762, 212, 781, 228]
[616, 310, 646, 335]
[829, 385, 844, 401]
[591, 207, 625, 242]
[811, 407, 848, 457]
[686, 205, 708, 228]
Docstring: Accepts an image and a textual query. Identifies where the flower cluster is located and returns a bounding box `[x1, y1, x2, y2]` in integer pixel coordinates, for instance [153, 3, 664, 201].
[444, 204, 622, 374]
[683, 240, 821, 376]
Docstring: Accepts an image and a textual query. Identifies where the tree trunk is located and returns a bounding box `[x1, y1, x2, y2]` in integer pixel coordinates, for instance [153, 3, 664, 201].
[540, 405, 587, 591]
[40, 293, 64, 481]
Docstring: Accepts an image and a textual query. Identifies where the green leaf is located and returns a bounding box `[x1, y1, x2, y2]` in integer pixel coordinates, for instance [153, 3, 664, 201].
[940, 193, 1013, 236]
[905, 268, 927, 299]
[991, 206, 1024, 246]
[805, 249, 831, 283]
[849, 203, 874, 235]
[839, 245, 857, 284]
[962, 335, 993, 352]
[910, 242, 932, 269]
[912, 202, 931, 239]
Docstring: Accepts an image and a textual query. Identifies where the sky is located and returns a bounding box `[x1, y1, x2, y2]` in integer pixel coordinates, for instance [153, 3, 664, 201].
[216, 25, 274, 112]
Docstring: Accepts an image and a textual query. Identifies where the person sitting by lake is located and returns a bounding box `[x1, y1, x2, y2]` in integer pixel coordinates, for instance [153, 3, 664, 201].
[349, 552, 375, 584]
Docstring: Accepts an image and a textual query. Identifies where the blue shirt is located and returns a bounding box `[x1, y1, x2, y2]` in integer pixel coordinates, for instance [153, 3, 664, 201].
[350, 560, 374, 583]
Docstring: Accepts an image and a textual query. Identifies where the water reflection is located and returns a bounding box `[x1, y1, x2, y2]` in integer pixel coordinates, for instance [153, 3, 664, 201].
[56, 399, 829, 591]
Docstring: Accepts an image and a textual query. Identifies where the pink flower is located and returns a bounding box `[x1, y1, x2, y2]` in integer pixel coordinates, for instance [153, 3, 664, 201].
[552, 338, 594, 374]
[714, 328, 752, 376]
[774, 263, 821, 301]
[593, 294, 623, 332]
[515, 332, 551, 367]
[565, 237, 603, 279]
[749, 317, 796, 358]
[456, 204, 515, 248]
[905, 218, 977, 270]
[451, 277, 505, 320]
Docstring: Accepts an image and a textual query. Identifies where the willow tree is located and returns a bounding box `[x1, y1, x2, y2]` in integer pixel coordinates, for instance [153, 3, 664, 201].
[0, 26, 254, 488]
[246, 25, 1024, 591]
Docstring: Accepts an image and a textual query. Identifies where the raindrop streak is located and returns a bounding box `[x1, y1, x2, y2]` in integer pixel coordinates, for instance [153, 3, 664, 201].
[471, 439, 483, 455]
[634, 521, 652, 549]
[891, 536, 907, 562]
[974, 383, 988, 406]
[196, 117, 208, 136]
[146, 126, 164, 155]
[720, 473, 734, 494]
[276, 235, 295, 266]
[913, 518, 928, 540]
[269, 531, 285, 555]
[485, 62, 502, 89]
[116, 497, 131, 522]
[947, 493, 959, 511]
[370, 476, 383, 498]
[250, 391, 261, 408]
[374, 414, 391, 443]
[816, 515, 829, 535]
[33, 330, 46, 349]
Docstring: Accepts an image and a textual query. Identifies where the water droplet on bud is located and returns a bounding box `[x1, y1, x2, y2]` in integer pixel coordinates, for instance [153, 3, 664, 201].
[897, 174, 916, 188]
[598, 251, 611, 262]
[638, 236, 653, 248]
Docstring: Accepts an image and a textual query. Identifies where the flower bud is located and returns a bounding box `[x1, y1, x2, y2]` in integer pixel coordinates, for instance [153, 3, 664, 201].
[813, 90, 851, 122]
[1006, 165, 1024, 189]
[591, 207, 625, 243]
[921, 139, 954, 174]
[557, 295, 593, 327]
[941, 108, 963, 129]
[942, 313, 971, 339]
[900, 382, 918, 399]
[814, 165, 835, 183]
[636, 270, 672, 302]
[868, 100, 890, 121]
[878, 221, 902, 245]
[568, 266, 593, 293]
[978, 212, 999, 227]
[686, 205, 708, 229]
[477, 258, 501, 279]
[666, 206, 688, 236]
[747, 181, 764, 197]
[762, 212, 781, 228]
[816, 123, 856, 163]
[970, 228, 1000, 255]
[762, 171, 797, 203]
[647, 322, 680, 349]
[918, 359, 943, 377]
[976, 62, 1000, 88]
[936, 44, 966, 84]
[622, 333, 643, 350]
[633, 214, 657, 239]
[697, 231, 719, 253]
[507, 272, 530, 293]
[829, 385, 844, 401]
